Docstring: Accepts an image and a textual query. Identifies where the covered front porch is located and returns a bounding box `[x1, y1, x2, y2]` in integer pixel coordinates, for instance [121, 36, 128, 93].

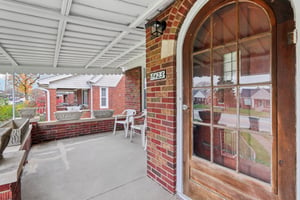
[22, 131, 179, 200]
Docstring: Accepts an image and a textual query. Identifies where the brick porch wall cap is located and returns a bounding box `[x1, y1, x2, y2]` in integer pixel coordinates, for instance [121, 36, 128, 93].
[0, 150, 26, 185]
[38, 117, 115, 126]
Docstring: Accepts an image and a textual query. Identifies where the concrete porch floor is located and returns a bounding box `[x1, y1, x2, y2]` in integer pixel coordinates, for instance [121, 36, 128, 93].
[22, 131, 180, 200]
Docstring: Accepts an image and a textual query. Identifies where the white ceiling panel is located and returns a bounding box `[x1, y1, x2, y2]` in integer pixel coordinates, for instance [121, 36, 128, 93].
[14, 0, 62, 11]
[0, 0, 174, 74]
[70, 3, 135, 25]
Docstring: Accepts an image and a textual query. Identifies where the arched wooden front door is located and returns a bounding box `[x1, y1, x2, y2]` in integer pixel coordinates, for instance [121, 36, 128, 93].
[182, 0, 296, 199]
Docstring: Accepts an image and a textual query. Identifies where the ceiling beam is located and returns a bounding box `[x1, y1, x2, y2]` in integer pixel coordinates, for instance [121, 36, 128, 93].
[115, 52, 146, 70]
[53, 0, 73, 68]
[85, 0, 170, 69]
[102, 40, 144, 68]
[0, 65, 123, 75]
[129, 0, 172, 28]
[0, 0, 143, 34]
[84, 31, 128, 69]
[0, 44, 18, 66]
[53, 20, 67, 68]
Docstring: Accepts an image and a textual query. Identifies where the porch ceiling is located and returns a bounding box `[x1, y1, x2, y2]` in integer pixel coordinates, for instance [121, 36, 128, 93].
[0, 0, 174, 74]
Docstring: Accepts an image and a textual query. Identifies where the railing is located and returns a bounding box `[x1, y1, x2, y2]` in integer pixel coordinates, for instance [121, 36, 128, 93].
[36, 106, 46, 114]
[239, 136, 256, 161]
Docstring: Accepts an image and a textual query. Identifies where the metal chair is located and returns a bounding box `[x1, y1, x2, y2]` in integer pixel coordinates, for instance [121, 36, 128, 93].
[113, 109, 136, 137]
[129, 110, 147, 149]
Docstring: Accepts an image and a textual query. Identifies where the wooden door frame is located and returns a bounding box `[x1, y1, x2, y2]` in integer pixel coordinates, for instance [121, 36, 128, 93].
[176, 0, 296, 199]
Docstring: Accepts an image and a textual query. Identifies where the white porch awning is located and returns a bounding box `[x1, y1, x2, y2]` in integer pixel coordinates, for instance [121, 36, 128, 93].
[0, 0, 174, 74]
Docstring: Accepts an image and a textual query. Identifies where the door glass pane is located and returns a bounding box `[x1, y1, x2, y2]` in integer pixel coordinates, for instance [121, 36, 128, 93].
[239, 86, 271, 133]
[239, 131, 272, 183]
[194, 18, 211, 52]
[193, 124, 211, 161]
[213, 45, 237, 85]
[213, 3, 237, 47]
[240, 35, 271, 84]
[213, 87, 237, 128]
[193, 88, 211, 123]
[193, 52, 211, 87]
[239, 2, 271, 38]
[213, 128, 237, 170]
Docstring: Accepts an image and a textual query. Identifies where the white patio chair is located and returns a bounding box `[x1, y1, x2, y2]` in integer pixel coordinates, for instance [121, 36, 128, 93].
[113, 109, 136, 137]
[129, 110, 147, 149]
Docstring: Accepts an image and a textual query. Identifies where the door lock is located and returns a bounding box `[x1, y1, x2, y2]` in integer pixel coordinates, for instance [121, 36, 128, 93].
[182, 104, 189, 110]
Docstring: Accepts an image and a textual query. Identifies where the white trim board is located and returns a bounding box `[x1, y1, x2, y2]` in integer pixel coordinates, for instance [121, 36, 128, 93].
[176, 0, 209, 198]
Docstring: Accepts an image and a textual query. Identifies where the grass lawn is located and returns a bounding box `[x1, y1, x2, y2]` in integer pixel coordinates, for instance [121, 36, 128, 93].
[0, 97, 8, 105]
[240, 132, 270, 166]
[193, 104, 269, 118]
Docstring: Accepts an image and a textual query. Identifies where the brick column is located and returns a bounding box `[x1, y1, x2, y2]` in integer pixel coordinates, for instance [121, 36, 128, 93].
[77, 90, 82, 105]
[110, 76, 126, 114]
[48, 89, 57, 121]
[145, 0, 196, 194]
[125, 67, 142, 112]
[93, 86, 100, 110]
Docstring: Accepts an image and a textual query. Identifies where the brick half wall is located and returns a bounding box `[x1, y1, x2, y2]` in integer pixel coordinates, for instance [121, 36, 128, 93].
[31, 118, 124, 144]
[0, 179, 21, 200]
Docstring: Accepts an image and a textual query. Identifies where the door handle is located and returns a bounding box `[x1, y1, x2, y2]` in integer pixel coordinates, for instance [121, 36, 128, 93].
[182, 104, 189, 110]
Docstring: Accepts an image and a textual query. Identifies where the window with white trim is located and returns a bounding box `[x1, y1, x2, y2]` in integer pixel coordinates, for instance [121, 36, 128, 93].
[100, 87, 108, 108]
[82, 89, 88, 105]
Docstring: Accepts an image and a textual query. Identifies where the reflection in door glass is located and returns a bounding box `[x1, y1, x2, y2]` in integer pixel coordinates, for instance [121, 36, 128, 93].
[239, 86, 272, 133]
[193, 124, 211, 161]
[239, 131, 271, 183]
[193, 52, 211, 87]
[213, 128, 237, 170]
[213, 46, 237, 85]
[193, 88, 211, 123]
[240, 35, 271, 84]
[213, 87, 237, 128]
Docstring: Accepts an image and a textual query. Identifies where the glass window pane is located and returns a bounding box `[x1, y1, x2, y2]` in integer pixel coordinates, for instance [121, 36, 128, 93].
[213, 128, 237, 170]
[193, 124, 211, 161]
[100, 88, 108, 107]
[193, 88, 211, 124]
[193, 52, 211, 87]
[239, 131, 272, 183]
[213, 4, 237, 47]
[213, 87, 237, 128]
[239, 2, 271, 38]
[240, 35, 271, 84]
[194, 18, 211, 52]
[213, 45, 237, 85]
[239, 86, 271, 133]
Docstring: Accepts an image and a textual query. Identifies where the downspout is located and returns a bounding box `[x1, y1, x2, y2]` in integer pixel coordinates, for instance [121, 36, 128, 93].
[12, 72, 16, 119]
[38, 87, 50, 122]
[88, 81, 94, 118]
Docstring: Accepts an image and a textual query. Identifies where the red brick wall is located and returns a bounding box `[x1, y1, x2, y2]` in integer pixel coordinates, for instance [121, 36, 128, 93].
[125, 67, 142, 113]
[146, 0, 196, 193]
[77, 90, 82, 105]
[92, 86, 100, 110]
[81, 110, 91, 118]
[31, 118, 123, 144]
[0, 179, 21, 200]
[48, 89, 57, 121]
[109, 76, 126, 115]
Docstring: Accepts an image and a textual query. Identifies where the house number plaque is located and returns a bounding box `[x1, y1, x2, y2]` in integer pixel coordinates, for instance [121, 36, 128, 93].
[150, 70, 166, 81]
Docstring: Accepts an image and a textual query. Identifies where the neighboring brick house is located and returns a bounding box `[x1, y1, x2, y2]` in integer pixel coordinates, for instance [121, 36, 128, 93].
[37, 74, 126, 121]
